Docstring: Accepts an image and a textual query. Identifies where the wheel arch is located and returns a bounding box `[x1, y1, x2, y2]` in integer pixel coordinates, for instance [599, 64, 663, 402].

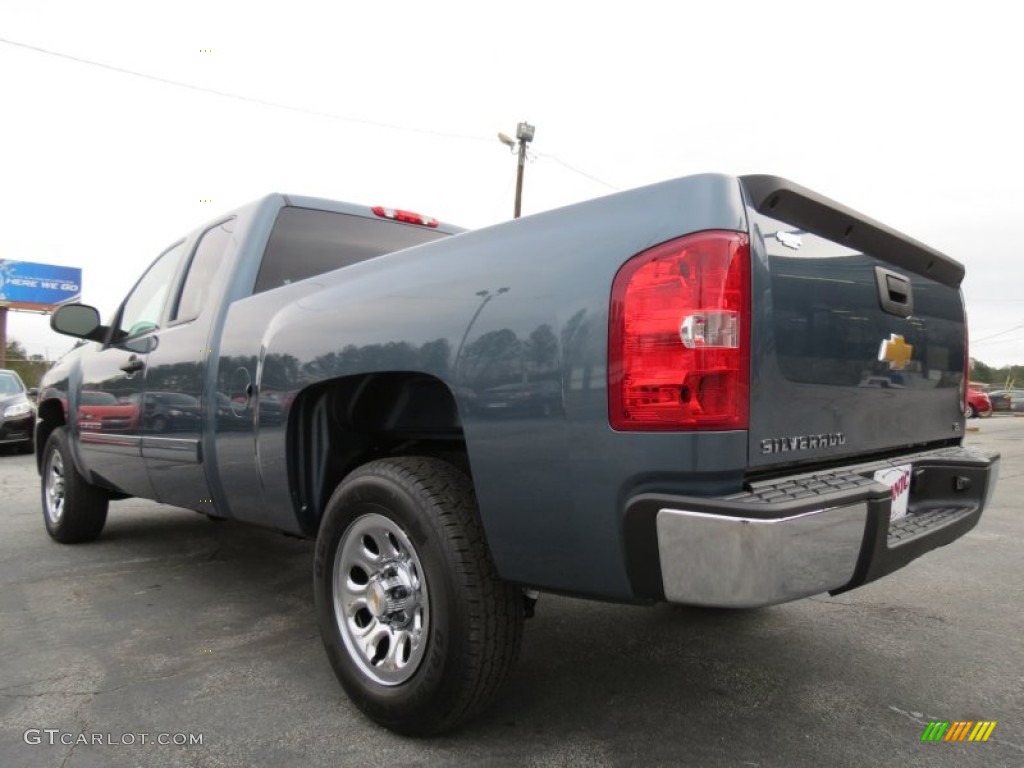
[286, 371, 471, 537]
[34, 398, 67, 473]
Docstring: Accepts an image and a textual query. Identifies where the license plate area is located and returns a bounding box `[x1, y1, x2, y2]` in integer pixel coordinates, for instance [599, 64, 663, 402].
[873, 464, 913, 522]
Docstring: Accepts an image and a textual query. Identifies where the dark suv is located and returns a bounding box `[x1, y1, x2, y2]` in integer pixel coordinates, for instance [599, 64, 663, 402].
[122, 391, 201, 433]
[0, 369, 36, 453]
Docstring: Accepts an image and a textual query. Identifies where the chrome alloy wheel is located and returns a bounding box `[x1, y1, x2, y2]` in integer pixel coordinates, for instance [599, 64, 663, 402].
[333, 513, 429, 685]
[45, 450, 66, 525]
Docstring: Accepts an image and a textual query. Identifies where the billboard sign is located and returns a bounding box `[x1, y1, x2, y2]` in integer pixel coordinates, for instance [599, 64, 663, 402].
[0, 259, 82, 311]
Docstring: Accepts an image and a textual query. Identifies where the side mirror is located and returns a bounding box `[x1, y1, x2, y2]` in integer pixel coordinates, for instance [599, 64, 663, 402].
[27, 388, 39, 401]
[51, 304, 107, 342]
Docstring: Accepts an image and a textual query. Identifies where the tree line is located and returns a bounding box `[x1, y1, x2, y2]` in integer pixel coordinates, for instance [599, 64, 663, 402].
[3, 339, 50, 388]
[5, 337, 1020, 392]
[970, 359, 1021, 388]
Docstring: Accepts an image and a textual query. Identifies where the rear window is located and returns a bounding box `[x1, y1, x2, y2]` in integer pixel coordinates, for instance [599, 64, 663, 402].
[81, 392, 118, 406]
[253, 207, 447, 294]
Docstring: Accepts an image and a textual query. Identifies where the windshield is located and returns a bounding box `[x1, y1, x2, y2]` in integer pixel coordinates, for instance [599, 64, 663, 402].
[0, 372, 26, 395]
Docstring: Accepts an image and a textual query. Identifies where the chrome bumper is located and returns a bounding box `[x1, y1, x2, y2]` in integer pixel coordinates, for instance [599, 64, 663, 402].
[639, 445, 1000, 608]
[656, 503, 868, 608]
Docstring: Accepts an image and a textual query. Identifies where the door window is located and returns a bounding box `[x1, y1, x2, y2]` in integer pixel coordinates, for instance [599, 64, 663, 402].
[117, 241, 187, 338]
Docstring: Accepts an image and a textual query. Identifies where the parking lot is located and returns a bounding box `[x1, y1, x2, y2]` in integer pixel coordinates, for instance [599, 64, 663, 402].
[1, 418, 1022, 767]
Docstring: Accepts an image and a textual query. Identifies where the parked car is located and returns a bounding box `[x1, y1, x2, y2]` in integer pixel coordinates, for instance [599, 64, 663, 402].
[122, 391, 202, 433]
[214, 391, 248, 429]
[474, 379, 562, 417]
[988, 388, 1024, 413]
[966, 389, 992, 418]
[0, 368, 36, 453]
[77, 390, 140, 432]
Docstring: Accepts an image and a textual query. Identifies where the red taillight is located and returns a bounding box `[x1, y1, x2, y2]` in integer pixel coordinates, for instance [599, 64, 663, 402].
[609, 230, 750, 431]
[371, 205, 439, 228]
[963, 311, 970, 416]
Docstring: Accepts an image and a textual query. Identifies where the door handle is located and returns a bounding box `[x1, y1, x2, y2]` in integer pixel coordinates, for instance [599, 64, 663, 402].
[875, 266, 914, 318]
[120, 355, 145, 374]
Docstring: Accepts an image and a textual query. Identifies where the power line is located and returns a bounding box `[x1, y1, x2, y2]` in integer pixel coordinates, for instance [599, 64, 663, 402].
[972, 336, 1023, 347]
[1, 36, 624, 195]
[536, 153, 621, 191]
[973, 324, 1024, 343]
[0, 36, 492, 143]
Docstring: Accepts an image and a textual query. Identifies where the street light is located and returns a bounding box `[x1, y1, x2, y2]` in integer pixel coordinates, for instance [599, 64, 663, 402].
[454, 287, 510, 382]
[497, 121, 535, 218]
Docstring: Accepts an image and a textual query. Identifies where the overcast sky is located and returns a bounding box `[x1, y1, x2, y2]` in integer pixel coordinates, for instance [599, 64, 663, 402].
[1, 0, 1021, 367]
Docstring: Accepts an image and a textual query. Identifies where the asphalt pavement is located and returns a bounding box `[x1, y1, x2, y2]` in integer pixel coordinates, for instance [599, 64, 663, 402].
[1, 417, 1022, 767]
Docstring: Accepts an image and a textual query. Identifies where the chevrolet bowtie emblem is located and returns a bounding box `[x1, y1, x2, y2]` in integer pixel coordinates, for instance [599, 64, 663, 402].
[878, 334, 913, 370]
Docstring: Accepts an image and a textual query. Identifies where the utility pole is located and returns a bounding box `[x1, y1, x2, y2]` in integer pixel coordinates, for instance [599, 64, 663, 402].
[498, 121, 535, 218]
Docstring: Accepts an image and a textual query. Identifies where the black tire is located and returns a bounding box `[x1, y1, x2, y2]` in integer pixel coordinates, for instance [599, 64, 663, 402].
[314, 457, 523, 736]
[41, 427, 109, 543]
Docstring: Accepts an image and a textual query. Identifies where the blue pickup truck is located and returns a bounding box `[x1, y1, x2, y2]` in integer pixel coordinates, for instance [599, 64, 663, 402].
[37, 174, 1000, 734]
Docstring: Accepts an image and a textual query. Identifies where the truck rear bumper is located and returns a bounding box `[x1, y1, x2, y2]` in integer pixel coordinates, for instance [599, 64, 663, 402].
[625, 446, 1000, 607]
[655, 501, 868, 608]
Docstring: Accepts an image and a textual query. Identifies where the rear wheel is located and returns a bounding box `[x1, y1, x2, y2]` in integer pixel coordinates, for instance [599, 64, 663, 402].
[966, 403, 976, 419]
[314, 457, 523, 735]
[41, 427, 109, 543]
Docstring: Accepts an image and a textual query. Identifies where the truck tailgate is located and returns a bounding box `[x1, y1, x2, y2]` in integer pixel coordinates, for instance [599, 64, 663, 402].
[742, 176, 967, 469]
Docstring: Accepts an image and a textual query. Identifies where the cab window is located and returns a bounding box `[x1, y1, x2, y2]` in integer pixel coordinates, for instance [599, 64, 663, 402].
[174, 219, 234, 322]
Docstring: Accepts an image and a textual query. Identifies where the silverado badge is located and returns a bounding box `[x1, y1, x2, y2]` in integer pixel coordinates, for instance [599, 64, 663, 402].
[878, 333, 913, 370]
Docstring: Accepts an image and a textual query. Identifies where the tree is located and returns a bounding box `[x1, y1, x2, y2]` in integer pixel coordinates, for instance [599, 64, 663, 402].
[3, 338, 48, 388]
[970, 358, 994, 384]
[524, 324, 558, 374]
[969, 358, 1023, 389]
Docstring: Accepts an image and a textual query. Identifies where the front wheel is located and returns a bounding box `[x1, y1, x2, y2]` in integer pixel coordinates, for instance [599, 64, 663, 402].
[41, 427, 109, 543]
[966, 404, 977, 419]
[314, 457, 523, 736]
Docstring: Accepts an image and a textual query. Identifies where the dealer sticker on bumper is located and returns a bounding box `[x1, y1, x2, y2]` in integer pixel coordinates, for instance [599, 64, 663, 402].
[874, 464, 912, 521]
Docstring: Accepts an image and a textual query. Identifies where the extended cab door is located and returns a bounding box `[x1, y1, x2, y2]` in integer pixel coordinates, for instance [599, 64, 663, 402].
[139, 218, 235, 512]
[76, 240, 188, 498]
